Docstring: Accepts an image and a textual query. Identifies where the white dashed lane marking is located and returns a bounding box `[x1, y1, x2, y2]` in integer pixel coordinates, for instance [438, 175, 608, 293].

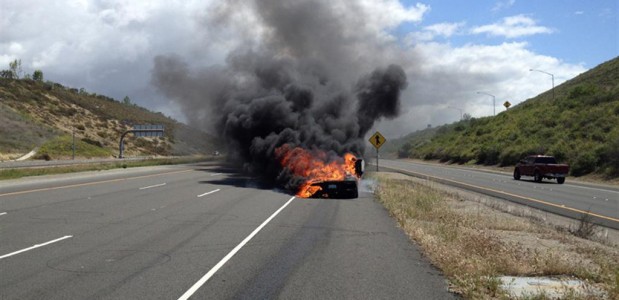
[139, 183, 167, 190]
[0, 235, 73, 260]
[197, 189, 220, 198]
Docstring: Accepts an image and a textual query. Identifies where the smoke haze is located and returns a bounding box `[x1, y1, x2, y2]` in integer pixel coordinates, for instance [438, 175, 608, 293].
[151, 0, 408, 189]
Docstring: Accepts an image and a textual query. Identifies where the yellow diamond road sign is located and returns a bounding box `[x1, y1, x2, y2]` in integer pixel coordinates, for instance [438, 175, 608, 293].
[369, 131, 386, 150]
[504, 101, 511, 109]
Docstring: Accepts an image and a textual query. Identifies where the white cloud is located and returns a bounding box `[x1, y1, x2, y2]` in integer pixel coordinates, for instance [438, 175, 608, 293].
[471, 14, 554, 38]
[574, 11, 584, 15]
[406, 22, 464, 43]
[330, 0, 430, 45]
[492, 0, 516, 12]
[358, 0, 429, 27]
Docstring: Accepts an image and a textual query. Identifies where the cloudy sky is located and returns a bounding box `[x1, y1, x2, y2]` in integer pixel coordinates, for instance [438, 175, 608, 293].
[1, 0, 617, 138]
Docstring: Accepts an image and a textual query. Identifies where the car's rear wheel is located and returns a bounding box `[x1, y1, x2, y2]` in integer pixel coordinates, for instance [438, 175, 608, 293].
[557, 177, 565, 184]
[534, 171, 543, 183]
[513, 169, 521, 180]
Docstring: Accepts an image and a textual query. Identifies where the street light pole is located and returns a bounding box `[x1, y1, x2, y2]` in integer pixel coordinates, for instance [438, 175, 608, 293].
[448, 106, 463, 120]
[477, 91, 496, 116]
[529, 69, 555, 100]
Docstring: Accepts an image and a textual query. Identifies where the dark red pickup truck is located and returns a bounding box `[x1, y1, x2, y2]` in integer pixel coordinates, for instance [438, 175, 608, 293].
[513, 155, 569, 184]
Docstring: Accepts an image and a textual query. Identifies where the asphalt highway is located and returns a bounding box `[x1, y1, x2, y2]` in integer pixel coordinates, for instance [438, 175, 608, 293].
[0, 163, 455, 299]
[377, 159, 619, 229]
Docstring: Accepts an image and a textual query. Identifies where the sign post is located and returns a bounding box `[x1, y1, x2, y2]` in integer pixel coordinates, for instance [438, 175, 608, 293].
[369, 131, 386, 172]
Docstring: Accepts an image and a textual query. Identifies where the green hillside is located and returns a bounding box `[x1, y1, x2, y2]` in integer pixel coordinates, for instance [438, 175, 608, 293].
[0, 78, 220, 160]
[397, 56, 619, 178]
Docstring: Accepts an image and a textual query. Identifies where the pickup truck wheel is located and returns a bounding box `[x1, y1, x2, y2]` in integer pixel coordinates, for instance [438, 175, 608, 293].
[557, 177, 565, 184]
[513, 169, 521, 180]
[534, 171, 543, 183]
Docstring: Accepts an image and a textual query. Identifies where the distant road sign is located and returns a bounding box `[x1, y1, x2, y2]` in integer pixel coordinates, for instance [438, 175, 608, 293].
[504, 101, 511, 109]
[133, 124, 164, 137]
[369, 131, 386, 150]
[119, 125, 165, 158]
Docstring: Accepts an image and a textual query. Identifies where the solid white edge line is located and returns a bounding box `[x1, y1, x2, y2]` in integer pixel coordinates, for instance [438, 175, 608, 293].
[0, 212, 6, 216]
[197, 189, 221, 197]
[0, 235, 73, 260]
[177, 196, 296, 300]
[139, 183, 167, 190]
[210, 173, 223, 176]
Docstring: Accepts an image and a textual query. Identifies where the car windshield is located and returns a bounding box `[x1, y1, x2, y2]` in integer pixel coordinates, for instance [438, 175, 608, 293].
[535, 157, 557, 164]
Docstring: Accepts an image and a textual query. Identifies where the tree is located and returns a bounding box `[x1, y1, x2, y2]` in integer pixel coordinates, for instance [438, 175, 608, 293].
[0, 70, 13, 79]
[33, 70, 44, 81]
[462, 113, 472, 121]
[9, 59, 22, 79]
[123, 96, 132, 105]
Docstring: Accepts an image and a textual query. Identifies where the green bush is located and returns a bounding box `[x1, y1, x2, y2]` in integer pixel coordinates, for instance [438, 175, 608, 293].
[398, 142, 412, 158]
[499, 148, 521, 166]
[82, 137, 103, 148]
[477, 146, 500, 165]
[601, 132, 619, 176]
[548, 141, 569, 163]
[571, 152, 598, 176]
[569, 84, 596, 99]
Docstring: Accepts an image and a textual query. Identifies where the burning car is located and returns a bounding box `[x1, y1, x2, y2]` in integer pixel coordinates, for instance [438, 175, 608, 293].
[276, 145, 364, 199]
[307, 158, 364, 199]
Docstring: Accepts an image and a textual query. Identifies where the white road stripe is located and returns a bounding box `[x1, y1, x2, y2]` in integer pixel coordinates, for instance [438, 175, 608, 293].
[178, 196, 296, 300]
[0, 235, 73, 260]
[210, 173, 222, 176]
[197, 189, 220, 197]
[0, 212, 6, 216]
[139, 183, 167, 190]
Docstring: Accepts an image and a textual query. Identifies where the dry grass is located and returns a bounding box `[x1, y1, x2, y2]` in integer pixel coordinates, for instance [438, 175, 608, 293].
[373, 173, 619, 299]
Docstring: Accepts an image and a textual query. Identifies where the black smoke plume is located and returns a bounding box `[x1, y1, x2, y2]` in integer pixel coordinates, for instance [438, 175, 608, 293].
[151, 0, 408, 191]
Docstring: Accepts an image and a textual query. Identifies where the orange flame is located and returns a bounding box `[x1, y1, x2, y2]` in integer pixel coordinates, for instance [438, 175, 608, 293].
[275, 144, 358, 198]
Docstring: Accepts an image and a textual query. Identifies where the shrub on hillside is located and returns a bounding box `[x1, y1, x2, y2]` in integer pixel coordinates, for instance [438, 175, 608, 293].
[477, 146, 500, 165]
[601, 132, 619, 176]
[568, 84, 596, 99]
[82, 137, 103, 148]
[34, 153, 51, 161]
[548, 141, 569, 163]
[398, 142, 412, 158]
[571, 152, 598, 176]
[498, 148, 521, 166]
[58, 106, 78, 117]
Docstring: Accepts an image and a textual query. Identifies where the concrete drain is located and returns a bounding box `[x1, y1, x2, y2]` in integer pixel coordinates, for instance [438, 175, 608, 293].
[499, 276, 605, 299]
